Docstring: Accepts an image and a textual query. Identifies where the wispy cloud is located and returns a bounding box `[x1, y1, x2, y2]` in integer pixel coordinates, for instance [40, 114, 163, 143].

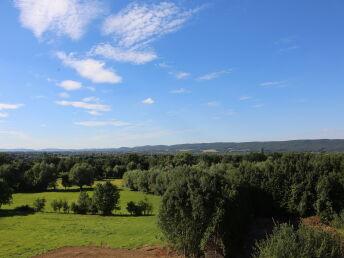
[224, 109, 236, 116]
[102, 2, 200, 48]
[0, 113, 9, 118]
[142, 98, 155, 104]
[75, 121, 129, 127]
[170, 88, 189, 94]
[252, 104, 265, 108]
[260, 80, 287, 87]
[239, 96, 252, 101]
[174, 72, 190, 79]
[82, 97, 100, 103]
[0, 103, 24, 110]
[197, 69, 232, 81]
[15, 0, 103, 40]
[0, 130, 29, 140]
[56, 52, 122, 84]
[58, 80, 82, 91]
[56, 100, 111, 112]
[207, 101, 220, 107]
[59, 92, 70, 98]
[89, 43, 157, 65]
[87, 110, 101, 116]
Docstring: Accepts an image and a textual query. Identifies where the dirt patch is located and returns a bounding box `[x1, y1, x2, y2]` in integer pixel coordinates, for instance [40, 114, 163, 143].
[33, 246, 180, 258]
[301, 216, 337, 235]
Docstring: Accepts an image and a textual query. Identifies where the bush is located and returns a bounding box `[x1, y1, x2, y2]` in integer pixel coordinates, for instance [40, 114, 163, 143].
[61, 200, 69, 213]
[77, 191, 92, 214]
[126, 198, 153, 216]
[254, 223, 344, 258]
[331, 210, 344, 229]
[33, 198, 46, 212]
[70, 202, 79, 214]
[93, 182, 120, 215]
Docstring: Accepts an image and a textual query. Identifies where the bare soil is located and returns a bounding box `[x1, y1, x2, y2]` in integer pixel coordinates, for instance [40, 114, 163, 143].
[34, 246, 180, 258]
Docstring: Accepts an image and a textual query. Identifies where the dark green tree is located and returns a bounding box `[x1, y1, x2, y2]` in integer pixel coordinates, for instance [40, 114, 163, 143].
[92, 182, 120, 215]
[69, 163, 95, 189]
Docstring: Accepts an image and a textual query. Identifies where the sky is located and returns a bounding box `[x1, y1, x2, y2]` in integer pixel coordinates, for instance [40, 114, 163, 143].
[0, 0, 344, 149]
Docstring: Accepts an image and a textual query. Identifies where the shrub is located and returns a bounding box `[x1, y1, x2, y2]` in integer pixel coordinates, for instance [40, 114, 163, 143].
[93, 182, 120, 215]
[33, 198, 46, 212]
[126, 198, 153, 216]
[0, 180, 12, 208]
[51, 199, 59, 212]
[254, 223, 344, 258]
[70, 202, 79, 214]
[61, 200, 69, 213]
[77, 191, 92, 214]
[331, 210, 344, 229]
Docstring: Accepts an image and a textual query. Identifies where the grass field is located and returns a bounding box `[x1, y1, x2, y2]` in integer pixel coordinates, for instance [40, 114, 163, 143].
[0, 180, 163, 258]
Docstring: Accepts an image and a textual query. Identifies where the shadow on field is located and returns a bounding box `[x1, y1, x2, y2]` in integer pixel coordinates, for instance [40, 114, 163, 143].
[0, 209, 35, 217]
[47, 187, 94, 192]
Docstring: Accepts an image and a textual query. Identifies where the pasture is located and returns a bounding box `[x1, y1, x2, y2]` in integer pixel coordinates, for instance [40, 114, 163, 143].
[0, 180, 163, 257]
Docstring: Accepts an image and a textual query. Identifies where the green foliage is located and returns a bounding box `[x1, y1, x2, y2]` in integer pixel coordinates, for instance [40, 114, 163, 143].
[0, 179, 12, 208]
[331, 210, 344, 229]
[254, 223, 344, 258]
[158, 168, 249, 257]
[92, 182, 120, 215]
[33, 197, 46, 212]
[69, 163, 95, 189]
[126, 198, 153, 216]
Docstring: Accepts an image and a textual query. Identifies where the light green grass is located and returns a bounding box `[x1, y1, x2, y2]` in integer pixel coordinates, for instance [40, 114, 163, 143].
[0, 180, 163, 257]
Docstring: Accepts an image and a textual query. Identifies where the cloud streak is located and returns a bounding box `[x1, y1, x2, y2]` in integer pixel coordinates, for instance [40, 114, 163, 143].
[75, 121, 129, 127]
[197, 69, 232, 81]
[56, 100, 110, 111]
[56, 52, 122, 84]
[58, 80, 82, 91]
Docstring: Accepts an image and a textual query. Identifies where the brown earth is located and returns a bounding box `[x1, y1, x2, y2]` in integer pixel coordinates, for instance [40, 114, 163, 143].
[33, 246, 180, 258]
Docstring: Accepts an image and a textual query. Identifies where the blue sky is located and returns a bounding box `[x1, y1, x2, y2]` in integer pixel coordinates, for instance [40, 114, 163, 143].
[0, 0, 344, 149]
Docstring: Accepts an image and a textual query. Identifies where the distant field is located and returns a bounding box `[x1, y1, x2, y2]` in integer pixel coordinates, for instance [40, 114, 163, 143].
[0, 180, 163, 257]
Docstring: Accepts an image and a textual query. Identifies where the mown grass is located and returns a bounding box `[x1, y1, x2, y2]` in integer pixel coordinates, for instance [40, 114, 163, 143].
[0, 180, 163, 257]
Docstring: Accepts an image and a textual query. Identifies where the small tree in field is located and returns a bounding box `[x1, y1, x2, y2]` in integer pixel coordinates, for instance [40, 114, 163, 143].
[93, 182, 120, 215]
[33, 198, 46, 212]
[0, 180, 12, 208]
[69, 163, 95, 189]
[126, 201, 136, 215]
[51, 199, 59, 212]
[61, 200, 69, 213]
[77, 191, 92, 214]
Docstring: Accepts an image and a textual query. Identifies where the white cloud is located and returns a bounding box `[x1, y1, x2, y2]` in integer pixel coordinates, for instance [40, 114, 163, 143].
[59, 92, 70, 98]
[197, 69, 232, 81]
[56, 52, 122, 84]
[0, 113, 9, 118]
[207, 101, 220, 107]
[239, 96, 252, 101]
[89, 43, 157, 65]
[56, 100, 111, 111]
[142, 98, 155, 104]
[58, 80, 82, 91]
[170, 88, 189, 94]
[75, 121, 129, 127]
[0, 104, 24, 110]
[102, 2, 200, 48]
[83, 97, 100, 103]
[174, 72, 190, 79]
[15, 0, 103, 40]
[260, 81, 287, 87]
[87, 110, 101, 116]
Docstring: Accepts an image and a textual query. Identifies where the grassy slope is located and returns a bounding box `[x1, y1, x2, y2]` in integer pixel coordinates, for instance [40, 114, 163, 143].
[0, 180, 163, 258]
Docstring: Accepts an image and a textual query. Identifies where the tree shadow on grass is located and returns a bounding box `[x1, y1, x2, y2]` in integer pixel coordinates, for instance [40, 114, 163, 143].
[0, 208, 35, 217]
[46, 187, 94, 193]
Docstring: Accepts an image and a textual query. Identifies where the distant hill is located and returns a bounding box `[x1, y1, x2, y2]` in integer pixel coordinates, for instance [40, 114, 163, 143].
[1, 139, 344, 153]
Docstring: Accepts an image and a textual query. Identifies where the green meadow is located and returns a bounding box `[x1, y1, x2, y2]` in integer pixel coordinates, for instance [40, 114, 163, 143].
[0, 180, 163, 258]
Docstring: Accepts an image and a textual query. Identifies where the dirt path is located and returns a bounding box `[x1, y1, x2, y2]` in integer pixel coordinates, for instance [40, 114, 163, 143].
[33, 246, 180, 258]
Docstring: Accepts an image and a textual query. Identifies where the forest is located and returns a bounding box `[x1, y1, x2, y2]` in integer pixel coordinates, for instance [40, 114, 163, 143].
[1, 151, 344, 257]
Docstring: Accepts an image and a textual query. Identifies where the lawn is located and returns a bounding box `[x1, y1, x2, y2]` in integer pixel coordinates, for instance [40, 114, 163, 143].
[0, 180, 163, 257]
